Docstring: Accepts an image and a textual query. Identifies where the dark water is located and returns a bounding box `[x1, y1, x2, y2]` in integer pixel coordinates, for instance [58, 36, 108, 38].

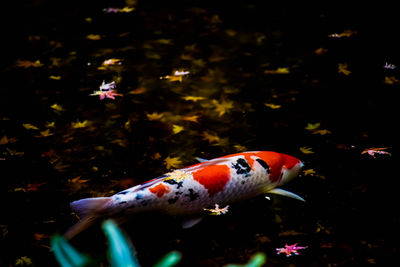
[0, 1, 396, 266]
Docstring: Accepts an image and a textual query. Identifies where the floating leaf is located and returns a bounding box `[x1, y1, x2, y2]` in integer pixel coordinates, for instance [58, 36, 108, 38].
[300, 147, 314, 154]
[49, 75, 61, 80]
[264, 67, 290, 74]
[0, 135, 18, 145]
[212, 99, 234, 117]
[36, 129, 54, 137]
[146, 112, 165, 121]
[328, 29, 357, 38]
[305, 123, 320, 131]
[361, 147, 391, 158]
[51, 104, 63, 112]
[338, 63, 351, 75]
[71, 120, 89, 129]
[23, 123, 39, 130]
[264, 103, 281, 109]
[182, 115, 200, 123]
[86, 34, 101, 40]
[312, 129, 331, 135]
[164, 156, 182, 169]
[303, 169, 316, 176]
[201, 132, 220, 143]
[182, 96, 206, 102]
[15, 60, 43, 68]
[15, 256, 32, 266]
[384, 76, 399, 84]
[172, 125, 184, 134]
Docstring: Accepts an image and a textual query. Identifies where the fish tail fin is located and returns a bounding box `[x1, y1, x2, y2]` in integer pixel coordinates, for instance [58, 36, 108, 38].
[64, 197, 112, 240]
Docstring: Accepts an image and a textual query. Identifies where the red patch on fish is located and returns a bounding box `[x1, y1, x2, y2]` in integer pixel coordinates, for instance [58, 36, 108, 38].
[192, 164, 230, 196]
[256, 151, 284, 182]
[149, 183, 170, 197]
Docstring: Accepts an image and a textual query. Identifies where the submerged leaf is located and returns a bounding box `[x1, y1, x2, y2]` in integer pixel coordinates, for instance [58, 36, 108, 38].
[51, 235, 90, 267]
[212, 99, 234, 117]
[172, 125, 184, 134]
[164, 156, 183, 169]
[300, 147, 314, 154]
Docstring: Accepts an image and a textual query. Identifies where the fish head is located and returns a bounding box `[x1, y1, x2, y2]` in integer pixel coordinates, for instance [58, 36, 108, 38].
[278, 154, 303, 185]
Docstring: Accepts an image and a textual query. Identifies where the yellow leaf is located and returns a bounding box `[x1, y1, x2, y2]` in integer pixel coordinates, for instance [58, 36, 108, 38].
[384, 76, 399, 84]
[46, 121, 55, 128]
[312, 129, 332, 135]
[49, 75, 61, 80]
[0, 136, 18, 145]
[182, 96, 206, 102]
[127, 87, 146, 95]
[15, 60, 43, 68]
[15, 256, 32, 265]
[300, 147, 314, 154]
[119, 6, 135, 13]
[264, 67, 290, 74]
[22, 123, 39, 130]
[146, 112, 164, 121]
[264, 103, 281, 109]
[212, 99, 234, 117]
[164, 156, 182, 169]
[328, 29, 357, 38]
[202, 132, 220, 143]
[305, 123, 320, 131]
[71, 120, 89, 128]
[234, 144, 247, 151]
[37, 129, 53, 137]
[51, 104, 63, 112]
[303, 169, 316, 176]
[182, 115, 200, 123]
[86, 34, 101, 40]
[338, 63, 351, 75]
[172, 125, 184, 134]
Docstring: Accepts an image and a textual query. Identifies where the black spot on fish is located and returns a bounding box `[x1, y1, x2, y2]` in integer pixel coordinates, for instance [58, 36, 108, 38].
[119, 201, 127, 205]
[117, 190, 130, 195]
[135, 193, 143, 200]
[164, 179, 184, 189]
[241, 180, 245, 184]
[185, 188, 199, 201]
[256, 159, 270, 174]
[232, 158, 251, 175]
[175, 191, 183, 195]
[168, 196, 179, 204]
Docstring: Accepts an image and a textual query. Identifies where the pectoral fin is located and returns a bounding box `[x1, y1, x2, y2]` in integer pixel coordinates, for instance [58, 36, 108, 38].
[267, 188, 305, 202]
[195, 157, 208, 163]
[182, 216, 204, 228]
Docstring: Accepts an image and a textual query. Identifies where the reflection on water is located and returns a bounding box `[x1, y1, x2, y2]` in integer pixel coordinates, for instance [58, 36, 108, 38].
[0, 1, 395, 266]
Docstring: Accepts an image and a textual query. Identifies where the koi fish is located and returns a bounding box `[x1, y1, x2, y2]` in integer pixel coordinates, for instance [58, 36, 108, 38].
[65, 151, 304, 239]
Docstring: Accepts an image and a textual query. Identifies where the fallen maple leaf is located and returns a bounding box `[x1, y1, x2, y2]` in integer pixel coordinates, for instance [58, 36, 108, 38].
[164, 156, 182, 169]
[202, 131, 220, 143]
[212, 99, 234, 117]
[86, 34, 101, 40]
[182, 115, 200, 123]
[312, 129, 332, 135]
[15, 256, 32, 266]
[71, 120, 89, 128]
[328, 29, 357, 38]
[182, 96, 206, 102]
[338, 63, 351, 75]
[172, 125, 184, 134]
[146, 112, 165, 121]
[0, 135, 18, 145]
[384, 76, 399, 84]
[50, 104, 63, 112]
[264, 67, 290, 74]
[49, 75, 61, 80]
[22, 123, 39, 130]
[305, 123, 320, 131]
[36, 129, 53, 137]
[361, 147, 391, 158]
[264, 103, 281, 109]
[300, 147, 314, 154]
[15, 60, 43, 68]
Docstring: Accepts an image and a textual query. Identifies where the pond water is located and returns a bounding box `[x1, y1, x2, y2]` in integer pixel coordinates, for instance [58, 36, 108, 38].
[0, 1, 396, 266]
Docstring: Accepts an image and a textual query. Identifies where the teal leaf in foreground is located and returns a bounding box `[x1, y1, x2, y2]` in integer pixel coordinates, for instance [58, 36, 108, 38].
[51, 235, 90, 267]
[226, 252, 266, 267]
[153, 251, 182, 267]
[102, 220, 140, 267]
